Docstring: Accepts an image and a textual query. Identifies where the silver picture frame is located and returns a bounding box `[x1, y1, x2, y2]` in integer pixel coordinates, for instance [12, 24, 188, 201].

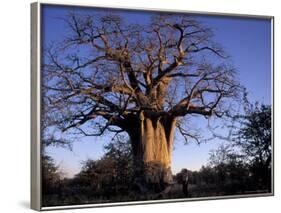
[31, 1, 274, 211]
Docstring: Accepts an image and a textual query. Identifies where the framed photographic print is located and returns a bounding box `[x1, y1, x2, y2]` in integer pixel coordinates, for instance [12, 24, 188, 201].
[31, 2, 274, 211]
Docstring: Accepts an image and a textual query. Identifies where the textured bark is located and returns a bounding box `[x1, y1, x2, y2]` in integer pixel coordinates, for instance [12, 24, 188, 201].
[141, 116, 175, 168]
[128, 113, 176, 186]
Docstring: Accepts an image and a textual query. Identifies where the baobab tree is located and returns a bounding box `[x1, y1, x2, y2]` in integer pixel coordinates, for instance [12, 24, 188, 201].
[42, 12, 240, 186]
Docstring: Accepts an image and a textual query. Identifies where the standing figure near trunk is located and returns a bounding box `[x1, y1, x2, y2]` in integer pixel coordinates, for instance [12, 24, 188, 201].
[182, 169, 189, 197]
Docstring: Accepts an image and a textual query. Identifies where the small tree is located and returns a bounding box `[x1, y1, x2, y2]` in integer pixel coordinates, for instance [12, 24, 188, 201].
[42, 155, 61, 196]
[103, 137, 134, 192]
[208, 144, 249, 191]
[74, 137, 134, 198]
[235, 104, 272, 189]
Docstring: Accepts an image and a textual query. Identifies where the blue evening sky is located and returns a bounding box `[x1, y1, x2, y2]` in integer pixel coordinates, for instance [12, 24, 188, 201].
[42, 5, 272, 177]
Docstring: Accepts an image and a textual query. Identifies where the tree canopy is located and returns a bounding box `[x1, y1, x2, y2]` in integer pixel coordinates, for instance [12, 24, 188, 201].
[42, 13, 241, 145]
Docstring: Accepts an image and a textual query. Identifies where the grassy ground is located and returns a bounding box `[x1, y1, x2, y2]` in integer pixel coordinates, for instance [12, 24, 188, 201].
[43, 182, 270, 207]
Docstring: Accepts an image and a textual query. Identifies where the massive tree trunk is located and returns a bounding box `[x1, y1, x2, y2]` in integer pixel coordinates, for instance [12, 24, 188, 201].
[127, 112, 176, 189]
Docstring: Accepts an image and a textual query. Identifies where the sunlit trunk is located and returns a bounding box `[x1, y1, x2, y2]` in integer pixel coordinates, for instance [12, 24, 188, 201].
[129, 114, 176, 188]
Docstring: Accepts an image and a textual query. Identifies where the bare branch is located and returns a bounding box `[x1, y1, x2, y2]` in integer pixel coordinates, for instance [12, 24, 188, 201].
[42, 13, 240, 139]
